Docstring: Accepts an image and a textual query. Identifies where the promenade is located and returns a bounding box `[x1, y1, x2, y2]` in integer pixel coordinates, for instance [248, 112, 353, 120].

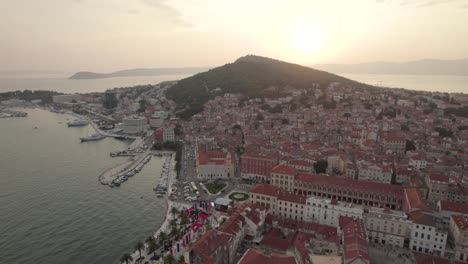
[98, 152, 150, 185]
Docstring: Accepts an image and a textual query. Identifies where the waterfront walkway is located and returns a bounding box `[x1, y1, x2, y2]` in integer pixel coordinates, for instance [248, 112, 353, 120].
[98, 152, 149, 185]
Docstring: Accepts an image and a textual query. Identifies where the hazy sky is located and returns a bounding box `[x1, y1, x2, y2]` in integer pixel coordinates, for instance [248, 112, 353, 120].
[1, 0, 467, 72]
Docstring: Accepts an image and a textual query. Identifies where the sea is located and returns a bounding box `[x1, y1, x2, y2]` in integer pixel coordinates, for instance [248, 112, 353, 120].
[342, 73, 468, 94]
[0, 108, 166, 264]
[0, 73, 190, 94]
[0, 73, 466, 94]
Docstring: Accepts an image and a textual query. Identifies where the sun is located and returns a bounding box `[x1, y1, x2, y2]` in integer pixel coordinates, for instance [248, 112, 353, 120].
[291, 26, 323, 55]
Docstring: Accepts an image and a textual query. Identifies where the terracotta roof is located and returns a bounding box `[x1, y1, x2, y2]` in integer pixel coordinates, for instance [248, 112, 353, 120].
[339, 216, 369, 264]
[278, 192, 306, 204]
[409, 210, 436, 226]
[238, 248, 296, 264]
[260, 228, 294, 252]
[413, 253, 450, 264]
[186, 229, 232, 264]
[429, 173, 449, 183]
[403, 188, 428, 214]
[250, 184, 281, 197]
[451, 215, 468, 231]
[295, 173, 403, 197]
[438, 200, 468, 214]
[271, 165, 299, 175]
[198, 150, 228, 165]
[266, 215, 338, 243]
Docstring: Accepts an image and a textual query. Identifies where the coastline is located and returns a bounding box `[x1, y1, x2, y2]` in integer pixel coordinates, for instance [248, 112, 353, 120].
[128, 151, 190, 264]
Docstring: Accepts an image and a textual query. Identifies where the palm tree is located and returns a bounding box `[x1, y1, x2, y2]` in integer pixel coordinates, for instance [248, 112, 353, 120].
[135, 241, 145, 262]
[159, 231, 168, 248]
[170, 206, 179, 219]
[178, 255, 185, 264]
[170, 225, 179, 239]
[164, 254, 176, 264]
[169, 218, 178, 229]
[146, 235, 156, 245]
[147, 239, 158, 259]
[180, 213, 190, 227]
[120, 253, 133, 264]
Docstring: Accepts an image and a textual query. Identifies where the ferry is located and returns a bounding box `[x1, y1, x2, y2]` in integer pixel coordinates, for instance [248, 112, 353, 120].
[80, 134, 105, 142]
[67, 119, 89, 127]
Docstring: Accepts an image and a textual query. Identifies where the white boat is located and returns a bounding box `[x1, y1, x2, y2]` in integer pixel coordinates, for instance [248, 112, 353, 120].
[67, 119, 89, 127]
[80, 134, 105, 142]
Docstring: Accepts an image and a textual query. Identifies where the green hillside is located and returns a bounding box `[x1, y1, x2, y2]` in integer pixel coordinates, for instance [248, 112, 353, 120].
[165, 55, 367, 119]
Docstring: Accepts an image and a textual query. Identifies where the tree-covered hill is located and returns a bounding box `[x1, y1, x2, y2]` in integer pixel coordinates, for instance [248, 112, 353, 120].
[165, 55, 368, 119]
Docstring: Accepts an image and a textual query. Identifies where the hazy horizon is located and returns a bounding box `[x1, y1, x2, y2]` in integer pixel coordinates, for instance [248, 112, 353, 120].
[2, 0, 468, 73]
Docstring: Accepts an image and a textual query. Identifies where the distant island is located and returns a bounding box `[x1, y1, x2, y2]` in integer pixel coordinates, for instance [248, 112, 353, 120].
[69, 67, 211, 80]
[314, 58, 468, 76]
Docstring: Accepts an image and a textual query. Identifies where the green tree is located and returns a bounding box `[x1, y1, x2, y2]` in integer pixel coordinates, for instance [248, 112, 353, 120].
[343, 112, 351, 120]
[180, 213, 190, 226]
[135, 241, 145, 262]
[405, 140, 416, 153]
[178, 255, 185, 264]
[170, 207, 179, 219]
[313, 160, 328, 174]
[120, 253, 133, 264]
[164, 254, 176, 264]
[158, 231, 168, 247]
[147, 239, 158, 259]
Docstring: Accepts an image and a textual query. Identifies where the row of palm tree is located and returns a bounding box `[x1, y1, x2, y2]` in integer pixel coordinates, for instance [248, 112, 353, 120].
[120, 207, 192, 264]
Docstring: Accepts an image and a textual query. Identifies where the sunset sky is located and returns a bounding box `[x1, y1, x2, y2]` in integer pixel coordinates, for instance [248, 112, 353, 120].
[1, 0, 467, 72]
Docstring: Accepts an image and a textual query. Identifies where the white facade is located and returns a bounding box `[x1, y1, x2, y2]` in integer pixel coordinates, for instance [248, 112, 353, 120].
[410, 220, 447, 256]
[149, 111, 169, 128]
[364, 208, 412, 248]
[305, 196, 364, 227]
[358, 164, 393, 184]
[163, 128, 175, 142]
[122, 117, 146, 134]
[409, 158, 427, 170]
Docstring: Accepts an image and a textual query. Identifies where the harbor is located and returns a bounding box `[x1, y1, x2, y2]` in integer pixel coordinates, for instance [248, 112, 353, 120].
[98, 152, 152, 186]
[153, 155, 172, 197]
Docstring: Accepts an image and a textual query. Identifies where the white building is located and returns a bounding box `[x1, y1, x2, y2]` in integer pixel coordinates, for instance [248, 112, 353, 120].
[305, 196, 364, 227]
[163, 127, 175, 142]
[409, 211, 447, 256]
[358, 163, 393, 184]
[122, 117, 146, 134]
[364, 207, 412, 248]
[196, 150, 234, 179]
[149, 111, 168, 128]
[52, 94, 82, 103]
[408, 153, 428, 170]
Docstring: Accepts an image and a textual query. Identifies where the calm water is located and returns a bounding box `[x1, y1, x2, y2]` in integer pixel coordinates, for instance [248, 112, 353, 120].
[0, 74, 190, 93]
[0, 108, 166, 264]
[0, 72, 466, 94]
[343, 73, 468, 94]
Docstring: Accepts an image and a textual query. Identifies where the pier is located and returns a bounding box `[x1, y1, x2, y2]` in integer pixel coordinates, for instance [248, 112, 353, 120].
[98, 152, 150, 186]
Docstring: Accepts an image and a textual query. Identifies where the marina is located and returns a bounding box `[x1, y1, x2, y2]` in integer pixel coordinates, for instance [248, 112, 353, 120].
[153, 155, 172, 197]
[110, 154, 152, 187]
[0, 108, 166, 264]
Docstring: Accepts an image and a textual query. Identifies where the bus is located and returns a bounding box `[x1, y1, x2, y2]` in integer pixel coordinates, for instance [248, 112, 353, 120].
[190, 182, 198, 192]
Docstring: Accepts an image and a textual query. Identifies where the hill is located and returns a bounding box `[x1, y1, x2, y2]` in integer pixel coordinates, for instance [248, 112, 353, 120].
[314, 58, 468, 75]
[165, 55, 367, 119]
[69, 67, 210, 79]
